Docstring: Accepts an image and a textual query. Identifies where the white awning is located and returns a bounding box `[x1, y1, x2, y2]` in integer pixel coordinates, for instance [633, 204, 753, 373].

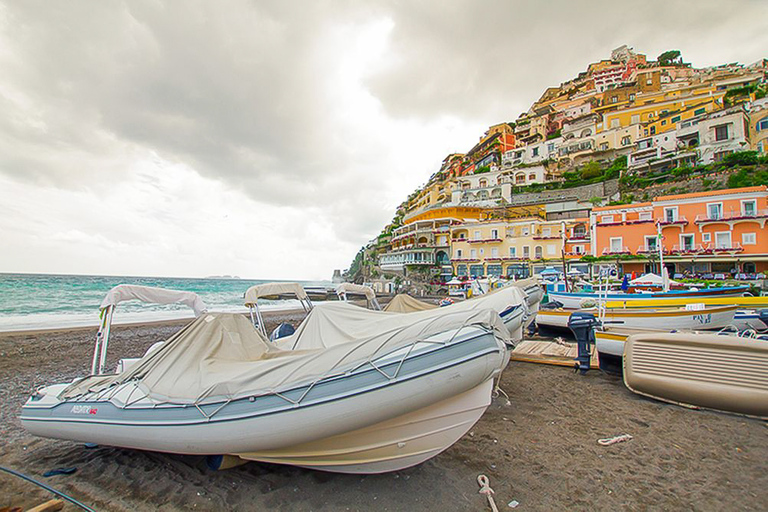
[100, 285, 208, 317]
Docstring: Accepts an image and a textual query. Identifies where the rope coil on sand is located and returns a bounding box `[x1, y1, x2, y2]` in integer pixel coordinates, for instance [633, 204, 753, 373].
[598, 433, 633, 446]
[477, 474, 499, 512]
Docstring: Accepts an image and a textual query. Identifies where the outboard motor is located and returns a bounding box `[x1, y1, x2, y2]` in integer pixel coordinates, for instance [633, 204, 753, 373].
[758, 309, 768, 331]
[269, 322, 295, 342]
[567, 312, 598, 374]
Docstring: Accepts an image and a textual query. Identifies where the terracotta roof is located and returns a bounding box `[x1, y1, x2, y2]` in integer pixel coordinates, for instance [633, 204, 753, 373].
[655, 186, 767, 202]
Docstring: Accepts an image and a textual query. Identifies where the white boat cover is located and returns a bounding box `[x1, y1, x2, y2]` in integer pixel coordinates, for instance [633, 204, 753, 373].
[244, 282, 308, 305]
[383, 294, 438, 313]
[335, 283, 376, 301]
[61, 307, 508, 405]
[99, 285, 208, 317]
[629, 273, 680, 287]
[279, 285, 525, 351]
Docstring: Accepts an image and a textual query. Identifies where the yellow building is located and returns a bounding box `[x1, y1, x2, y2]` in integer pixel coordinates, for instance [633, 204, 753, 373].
[601, 92, 724, 133]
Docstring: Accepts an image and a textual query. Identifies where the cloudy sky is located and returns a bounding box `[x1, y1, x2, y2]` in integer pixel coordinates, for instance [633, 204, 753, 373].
[1, 1, 766, 280]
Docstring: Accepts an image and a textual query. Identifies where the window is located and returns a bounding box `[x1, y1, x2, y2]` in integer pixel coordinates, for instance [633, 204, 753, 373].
[645, 236, 658, 251]
[639, 211, 652, 221]
[742, 200, 757, 217]
[702, 233, 711, 243]
[631, 114, 640, 124]
[491, 248, 499, 257]
[713, 150, 733, 162]
[610, 237, 624, 252]
[547, 245, 556, 256]
[532, 147, 539, 157]
[646, 79, 653, 85]
[671, 115, 681, 123]
[600, 142, 609, 151]
[681, 234, 695, 251]
[528, 173, 536, 180]
[650, 126, 656, 135]
[601, 215, 615, 224]
[714, 124, 729, 141]
[664, 207, 678, 222]
[610, 119, 620, 128]
[491, 229, 499, 239]
[522, 246, 530, 258]
[574, 245, 584, 254]
[715, 232, 731, 249]
[743, 233, 756, 245]
[470, 249, 477, 258]
[621, 136, 631, 146]
[661, 120, 667, 126]
[629, 94, 636, 101]
[479, 179, 488, 188]
[610, 95, 618, 103]
[694, 107, 705, 116]
[474, 230, 481, 240]
[542, 227, 551, 237]
[758, 118, 768, 132]
[509, 247, 517, 257]
[707, 203, 722, 220]
[522, 227, 530, 236]
[547, 143, 555, 153]
[534, 246, 543, 259]
[455, 249, 463, 258]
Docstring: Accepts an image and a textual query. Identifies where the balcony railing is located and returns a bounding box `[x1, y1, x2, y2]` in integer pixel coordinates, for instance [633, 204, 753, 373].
[657, 216, 688, 226]
[695, 209, 768, 223]
[467, 238, 503, 244]
[602, 246, 631, 256]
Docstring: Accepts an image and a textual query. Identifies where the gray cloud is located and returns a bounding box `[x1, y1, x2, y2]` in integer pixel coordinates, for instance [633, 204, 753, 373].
[0, 1, 766, 276]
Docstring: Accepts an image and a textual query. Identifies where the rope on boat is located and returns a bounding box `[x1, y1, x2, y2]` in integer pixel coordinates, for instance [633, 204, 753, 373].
[598, 433, 633, 446]
[477, 474, 499, 512]
[0, 465, 97, 512]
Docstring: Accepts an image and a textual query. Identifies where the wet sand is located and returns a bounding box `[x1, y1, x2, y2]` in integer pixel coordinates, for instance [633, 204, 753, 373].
[1, 314, 767, 511]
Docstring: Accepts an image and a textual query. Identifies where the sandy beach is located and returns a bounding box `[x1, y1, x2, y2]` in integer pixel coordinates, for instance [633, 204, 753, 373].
[2, 313, 767, 511]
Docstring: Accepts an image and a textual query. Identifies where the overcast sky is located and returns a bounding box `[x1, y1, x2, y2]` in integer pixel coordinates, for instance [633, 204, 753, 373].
[1, 1, 766, 280]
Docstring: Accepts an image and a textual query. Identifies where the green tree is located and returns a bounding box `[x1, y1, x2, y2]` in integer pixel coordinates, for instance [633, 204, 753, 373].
[657, 50, 682, 65]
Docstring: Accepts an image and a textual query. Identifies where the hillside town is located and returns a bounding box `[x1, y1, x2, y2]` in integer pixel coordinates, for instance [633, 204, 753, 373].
[348, 46, 768, 291]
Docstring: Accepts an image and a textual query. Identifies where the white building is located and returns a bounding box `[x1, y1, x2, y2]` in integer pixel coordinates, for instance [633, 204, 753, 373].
[675, 106, 750, 164]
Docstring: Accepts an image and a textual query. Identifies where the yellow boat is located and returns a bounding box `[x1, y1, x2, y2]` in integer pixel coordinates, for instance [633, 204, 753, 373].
[604, 296, 768, 309]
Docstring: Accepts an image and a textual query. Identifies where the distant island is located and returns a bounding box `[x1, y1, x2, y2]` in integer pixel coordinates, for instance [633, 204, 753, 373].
[205, 275, 242, 280]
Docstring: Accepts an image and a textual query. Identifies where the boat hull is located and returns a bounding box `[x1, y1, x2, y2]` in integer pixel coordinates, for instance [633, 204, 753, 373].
[624, 332, 768, 418]
[237, 379, 493, 473]
[537, 306, 737, 332]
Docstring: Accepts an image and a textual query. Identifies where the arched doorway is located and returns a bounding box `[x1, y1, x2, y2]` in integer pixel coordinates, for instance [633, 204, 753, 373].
[436, 250, 449, 265]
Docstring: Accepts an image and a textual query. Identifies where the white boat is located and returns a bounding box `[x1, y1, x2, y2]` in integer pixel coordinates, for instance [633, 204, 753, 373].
[21, 285, 511, 474]
[548, 286, 750, 309]
[537, 305, 738, 332]
[335, 282, 381, 310]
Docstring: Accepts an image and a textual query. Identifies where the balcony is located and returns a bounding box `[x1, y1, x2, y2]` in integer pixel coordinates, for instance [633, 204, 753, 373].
[567, 235, 590, 242]
[657, 216, 689, 227]
[602, 246, 631, 256]
[533, 234, 561, 240]
[451, 257, 481, 262]
[625, 218, 654, 225]
[467, 238, 503, 244]
[694, 209, 768, 228]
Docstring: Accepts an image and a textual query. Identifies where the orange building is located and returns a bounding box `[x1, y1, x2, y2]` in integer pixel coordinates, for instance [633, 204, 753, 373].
[592, 186, 768, 276]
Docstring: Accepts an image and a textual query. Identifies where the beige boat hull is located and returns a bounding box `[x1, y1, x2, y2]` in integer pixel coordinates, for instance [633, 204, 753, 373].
[233, 378, 494, 473]
[624, 333, 768, 418]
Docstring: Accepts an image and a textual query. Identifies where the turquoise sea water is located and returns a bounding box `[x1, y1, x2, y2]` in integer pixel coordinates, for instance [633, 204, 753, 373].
[0, 273, 330, 331]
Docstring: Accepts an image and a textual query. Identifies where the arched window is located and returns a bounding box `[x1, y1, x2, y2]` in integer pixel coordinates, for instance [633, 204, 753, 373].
[479, 179, 488, 188]
[581, 128, 592, 138]
[515, 173, 525, 184]
[528, 173, 536, 181]
[534, 246, 543, 259]
[757, 117, 768, 132]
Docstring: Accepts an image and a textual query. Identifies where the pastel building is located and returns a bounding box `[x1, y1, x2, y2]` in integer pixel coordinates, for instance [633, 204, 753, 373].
[592, 186, 768, 275]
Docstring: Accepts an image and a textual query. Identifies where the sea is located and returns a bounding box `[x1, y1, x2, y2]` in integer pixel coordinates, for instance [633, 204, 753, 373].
[0, 273, 331, 332]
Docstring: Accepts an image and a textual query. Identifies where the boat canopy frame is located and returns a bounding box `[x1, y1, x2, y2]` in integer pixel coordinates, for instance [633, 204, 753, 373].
[91, 285, 208, 375]
[335, 283, 381, 311]
[243, 282, 314, 337]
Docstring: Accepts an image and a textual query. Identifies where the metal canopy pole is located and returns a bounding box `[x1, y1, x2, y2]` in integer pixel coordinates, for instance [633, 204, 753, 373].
[97, 306, 114, 374]
[91, 310, 109, 375]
